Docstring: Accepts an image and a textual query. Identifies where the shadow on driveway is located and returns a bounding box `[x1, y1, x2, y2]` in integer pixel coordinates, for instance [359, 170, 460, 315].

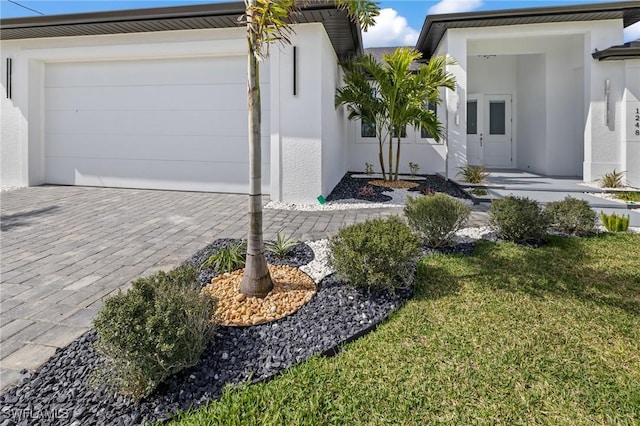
[1, 206, 59, 231]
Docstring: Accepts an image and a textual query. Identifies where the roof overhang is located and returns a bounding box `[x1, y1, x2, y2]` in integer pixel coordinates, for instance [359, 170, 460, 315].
[416, 1, 640, 58]
[592, 40, 640, 60]
[0, 1, 363, 61]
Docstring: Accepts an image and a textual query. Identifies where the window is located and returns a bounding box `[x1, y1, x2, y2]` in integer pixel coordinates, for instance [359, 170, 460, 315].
[361, 118, 376, 138]
[391, 126, 407, 138]
[467, 100, 478, 135]
[421, 103, 438, 139]
[489, 101, 506, 135]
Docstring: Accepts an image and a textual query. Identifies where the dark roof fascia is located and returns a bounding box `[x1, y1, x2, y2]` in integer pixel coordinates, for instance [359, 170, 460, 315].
[592, 41, 640, 60]
[0, 2, 247, 29]
[0, 1, 362, 59]
[416, 1, 640, 58]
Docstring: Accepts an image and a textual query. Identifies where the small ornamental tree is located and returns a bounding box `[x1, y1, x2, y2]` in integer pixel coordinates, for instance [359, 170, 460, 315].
[241, 0, 379, 297]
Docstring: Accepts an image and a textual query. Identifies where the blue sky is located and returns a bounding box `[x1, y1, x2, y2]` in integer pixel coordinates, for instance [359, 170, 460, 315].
[2, 0, 639, 45]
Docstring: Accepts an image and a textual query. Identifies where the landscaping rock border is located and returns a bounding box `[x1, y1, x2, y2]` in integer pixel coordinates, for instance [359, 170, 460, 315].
[0, 241, 409, 426]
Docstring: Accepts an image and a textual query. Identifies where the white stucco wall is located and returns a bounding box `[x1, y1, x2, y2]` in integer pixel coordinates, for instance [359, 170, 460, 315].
[623, 59, 640, 188]
[320, 27, 347, 197]
[269, 23, 344, 203]
[582, 22, 626, 183]
[516, 54, 546, 174]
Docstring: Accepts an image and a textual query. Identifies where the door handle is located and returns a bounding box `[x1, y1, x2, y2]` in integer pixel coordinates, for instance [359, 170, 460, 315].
[480, 133, 483, 147]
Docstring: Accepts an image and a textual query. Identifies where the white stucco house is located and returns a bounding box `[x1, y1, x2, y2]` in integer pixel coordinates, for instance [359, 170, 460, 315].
[1, 1, 639, 203]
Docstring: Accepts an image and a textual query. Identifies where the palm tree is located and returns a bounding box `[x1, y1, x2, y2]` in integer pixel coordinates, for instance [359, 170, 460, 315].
[335, 59, 387, 180]
[240, 0, 380, 298]
[336, 48, 456, 182]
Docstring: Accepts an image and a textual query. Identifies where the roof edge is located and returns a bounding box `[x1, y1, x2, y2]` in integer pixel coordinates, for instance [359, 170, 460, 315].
[417, 1, 640, 56]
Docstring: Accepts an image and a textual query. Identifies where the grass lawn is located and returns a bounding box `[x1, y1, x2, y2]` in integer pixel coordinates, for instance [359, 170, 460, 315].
[170, 233, 640, 425]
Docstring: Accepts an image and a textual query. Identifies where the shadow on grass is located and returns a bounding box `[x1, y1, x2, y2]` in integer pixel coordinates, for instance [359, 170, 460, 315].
[464, 234, 640, 316]
[414, 261, 463, 300]
[0, 206, 59, 231]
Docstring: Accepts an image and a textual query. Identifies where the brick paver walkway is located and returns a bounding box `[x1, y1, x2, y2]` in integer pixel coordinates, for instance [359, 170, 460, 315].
[0, 185, 488, 390]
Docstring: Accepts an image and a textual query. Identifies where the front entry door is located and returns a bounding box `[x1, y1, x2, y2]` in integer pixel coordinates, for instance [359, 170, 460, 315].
[483, 94, 512, 168]
[466, 94, 513, 168]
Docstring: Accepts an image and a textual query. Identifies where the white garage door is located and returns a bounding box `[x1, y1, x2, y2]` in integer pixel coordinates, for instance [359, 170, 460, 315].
[44, 57, 270, 193]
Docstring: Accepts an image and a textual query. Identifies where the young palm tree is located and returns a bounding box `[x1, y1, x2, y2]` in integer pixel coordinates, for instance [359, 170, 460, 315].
[335, 60, 387, 179]
[336, 48, 456, 182]
[241, 0, 379, 297]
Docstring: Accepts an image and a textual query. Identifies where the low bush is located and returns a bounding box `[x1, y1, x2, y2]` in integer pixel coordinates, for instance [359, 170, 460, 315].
[93, 266, 216, 401]
[266, 233, 298, 259]
[404, 194, 471, 247]
[489, 196, 549, 243]
[545, 196, 596, 236]
[458, 165, 490, 184]
[600, 211, 630, 232]
[201, 242, 247, 273]
[598, 169, 625, 188]
[328, 217, 420, 291]
[614, 192, 640, 203]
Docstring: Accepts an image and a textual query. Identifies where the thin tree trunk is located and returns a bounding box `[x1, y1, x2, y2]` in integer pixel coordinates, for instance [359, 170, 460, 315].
[241, 1, 273, 298]
[394, 136, 401, 180]
[377, 135, 386, 181]
[387, 132, 393, 182]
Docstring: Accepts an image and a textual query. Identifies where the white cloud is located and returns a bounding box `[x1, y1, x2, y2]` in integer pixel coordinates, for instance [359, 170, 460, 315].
[362, 8, 419, 48]
[624, 21, 640, 42]
[428, 0, 483, 15]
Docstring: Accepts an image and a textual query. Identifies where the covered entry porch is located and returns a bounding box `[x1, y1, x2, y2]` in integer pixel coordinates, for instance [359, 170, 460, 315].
[462, 33, 586, 177]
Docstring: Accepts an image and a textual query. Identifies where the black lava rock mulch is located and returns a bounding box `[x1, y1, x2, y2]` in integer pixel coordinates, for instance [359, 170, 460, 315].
[423, 242, 477, 257]
[0, 244, 410, 426]
[183, 239, 315, 286]
[326, 172, 469, 203]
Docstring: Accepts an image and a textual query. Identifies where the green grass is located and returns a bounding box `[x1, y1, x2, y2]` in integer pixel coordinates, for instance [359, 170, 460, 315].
[170, 234, 640, 426]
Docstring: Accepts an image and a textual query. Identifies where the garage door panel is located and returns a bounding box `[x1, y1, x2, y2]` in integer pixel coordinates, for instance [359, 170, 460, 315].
[45, 84, 270, 112]
[45, 157, 270, 193]
[44, 57, 270, 194]
[45, 57, 269, 88]
[46, 109, 270, 138]
[46, 134, 270, 163]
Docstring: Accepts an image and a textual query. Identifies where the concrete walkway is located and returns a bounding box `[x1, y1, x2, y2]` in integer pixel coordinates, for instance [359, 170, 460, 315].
[458, 170, 640, 227]
[0, 185, 488, 390]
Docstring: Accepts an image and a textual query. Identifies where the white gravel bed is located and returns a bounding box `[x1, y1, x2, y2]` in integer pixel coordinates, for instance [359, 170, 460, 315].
[265, 200, 405, 211]
[1, 186, 24, 193]
[265, 191, 474, 212]
[299, 239, 334, 283]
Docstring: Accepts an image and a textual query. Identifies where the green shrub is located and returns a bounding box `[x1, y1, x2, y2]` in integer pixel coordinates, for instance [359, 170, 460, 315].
[266, 233, 298, 259]
[614, 192, 640, 202]
[598, 169, 625, 188]
[93, 266, 216, 401]
[404, 194, 471, 247]
[489, 196, 549, 243]
[458, 165, 490, 184]
[201, 242, 247, 273]
[328, 217, 420, 291]
[600, 211, 630, 232]
[545, 196, 596, 236]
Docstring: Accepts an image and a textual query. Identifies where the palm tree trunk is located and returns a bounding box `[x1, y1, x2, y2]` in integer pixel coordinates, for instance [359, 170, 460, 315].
[240, 1, 273, 298]
[377, 135, 386, 181]
[394, 136, 401, 180]
[387, 133, 393, 182]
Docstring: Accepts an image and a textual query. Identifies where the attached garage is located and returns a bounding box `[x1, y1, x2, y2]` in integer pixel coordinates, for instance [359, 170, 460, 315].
[44, 56, 270, 193]
[1, 2, 362, 202]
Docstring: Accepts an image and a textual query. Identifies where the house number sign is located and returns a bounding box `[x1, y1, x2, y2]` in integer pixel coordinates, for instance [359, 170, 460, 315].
[630, 102, 640, 142]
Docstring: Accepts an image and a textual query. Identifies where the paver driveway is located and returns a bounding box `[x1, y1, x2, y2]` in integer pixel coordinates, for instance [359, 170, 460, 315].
[0, 185, 488, 390]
